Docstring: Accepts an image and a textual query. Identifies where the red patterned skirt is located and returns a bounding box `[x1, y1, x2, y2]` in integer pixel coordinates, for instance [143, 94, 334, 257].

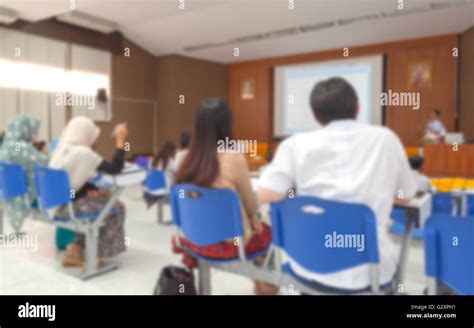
[172, 222, 272, 269]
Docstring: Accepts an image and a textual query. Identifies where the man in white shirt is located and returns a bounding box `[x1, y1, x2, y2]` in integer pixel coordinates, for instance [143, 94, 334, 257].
[258, 77, 416, 291]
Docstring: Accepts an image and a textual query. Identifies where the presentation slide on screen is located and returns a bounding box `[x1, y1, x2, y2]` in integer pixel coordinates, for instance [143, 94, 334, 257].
[273, 55, 384, 138]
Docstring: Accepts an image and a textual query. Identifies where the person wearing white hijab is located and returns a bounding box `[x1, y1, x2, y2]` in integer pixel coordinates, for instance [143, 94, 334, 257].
[50, 116, 129, 267]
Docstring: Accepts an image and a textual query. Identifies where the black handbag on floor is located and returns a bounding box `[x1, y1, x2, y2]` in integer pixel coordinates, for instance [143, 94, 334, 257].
[154, 266, 197, 295]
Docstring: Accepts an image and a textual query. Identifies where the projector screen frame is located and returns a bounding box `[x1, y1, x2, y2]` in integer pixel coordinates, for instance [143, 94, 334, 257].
[271, 53, 387, 141]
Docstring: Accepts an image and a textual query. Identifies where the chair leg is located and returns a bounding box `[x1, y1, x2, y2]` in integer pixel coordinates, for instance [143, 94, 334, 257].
[427, 278, 437, 295]
[369, 264, 380, 295]
[262, 246, 275, 269]
[157, 198, 164, 224]
[83, 227, 98, 278]
[79, 225, 119, 280]
[395, 212, 415, 294]
[198, 262, 211, 295]
[0, 206, 3, 236]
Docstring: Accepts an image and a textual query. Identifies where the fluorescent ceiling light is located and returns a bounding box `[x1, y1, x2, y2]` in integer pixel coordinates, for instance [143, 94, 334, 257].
[0, 7, 18, 24]
[0, 59, 108, 95]
[56, 11, 117, 34]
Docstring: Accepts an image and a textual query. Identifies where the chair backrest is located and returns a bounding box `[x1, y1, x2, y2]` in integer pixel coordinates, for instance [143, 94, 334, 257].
[0, 161, 28, 201]
[424, 215, 474, 295]
[467, 194, 474, 217]
[270, 196, 379, 274]
[170, 184, 243, 247]
[34, 165, 72, 210]
[143, 170, 166, 191]
[134, 156, 150, 169]
[390, 207, 406, 225]
[432, 192, 455, 215]
[48, 138, 59, 153]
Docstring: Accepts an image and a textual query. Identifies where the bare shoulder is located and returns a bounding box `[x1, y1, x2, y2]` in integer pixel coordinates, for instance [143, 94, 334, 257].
[218, 152, 247, 167]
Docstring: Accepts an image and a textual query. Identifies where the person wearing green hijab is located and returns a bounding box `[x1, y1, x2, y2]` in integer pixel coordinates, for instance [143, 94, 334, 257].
[0, 114, 48, 232]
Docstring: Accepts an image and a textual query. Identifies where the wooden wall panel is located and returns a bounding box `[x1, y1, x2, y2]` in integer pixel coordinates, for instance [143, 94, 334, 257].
[386, 40, 458, 146]
[459, 27, 474, 143]
[89, 39, 157, 159]
[424, 145, 474, 178]
[155, 55, 228, 146]
[229, 34, 458, 147]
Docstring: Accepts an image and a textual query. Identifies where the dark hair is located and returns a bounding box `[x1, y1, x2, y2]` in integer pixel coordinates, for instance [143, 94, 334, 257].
[409, 155, 424, 171]
[176, 98, 232, 187]
[432, 108, 441, 116]
[265, 149, 274, 163]
[152, 141, 177, 169]
[33, 141, 46, 152]
[179, 131, 191, 149]
[309, 77, 358, 125]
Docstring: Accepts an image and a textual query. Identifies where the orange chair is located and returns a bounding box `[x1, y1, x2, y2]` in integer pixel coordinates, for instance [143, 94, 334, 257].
[405, 147, 420, 158]
[245, 142, 269, 171]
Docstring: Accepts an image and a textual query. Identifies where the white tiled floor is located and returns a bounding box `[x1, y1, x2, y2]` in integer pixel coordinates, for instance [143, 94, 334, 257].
[0, 185, 427, 295]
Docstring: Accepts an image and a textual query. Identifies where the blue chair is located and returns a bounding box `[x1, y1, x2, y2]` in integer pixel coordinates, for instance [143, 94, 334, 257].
[466, 194, 474, 217]
[34, 165, 121, 279]
[432, 192, 455, 215]
[170, 184, 271, 294]
[0, 161, 28, 202]
[389, 208, 424, 240]
[170, 183, 268, 261]
[424, 215, 474, 295]
[0, 161, 29, 233]
[143, 170, 168, 224]
[270, 196, 382, 294]
[34, 165, 97, 222]
[143, 170, 166, 192]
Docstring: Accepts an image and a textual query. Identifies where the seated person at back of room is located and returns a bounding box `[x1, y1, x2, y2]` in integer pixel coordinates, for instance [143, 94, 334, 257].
[409, 155, 432, 193]
[257, 77, 417, 291]
[50, 117, 129, 267]
[143, 141, 176, 208]
[152, 141, 177, 186]
[0, 114, 48, 232]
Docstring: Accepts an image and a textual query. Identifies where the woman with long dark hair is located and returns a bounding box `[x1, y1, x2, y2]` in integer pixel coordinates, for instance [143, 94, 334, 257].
[174, 98, 277, 295]
[152, 141, 177, 172]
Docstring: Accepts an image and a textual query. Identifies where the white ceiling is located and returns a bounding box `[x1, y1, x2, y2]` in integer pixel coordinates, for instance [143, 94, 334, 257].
[1, 0, 474, 63]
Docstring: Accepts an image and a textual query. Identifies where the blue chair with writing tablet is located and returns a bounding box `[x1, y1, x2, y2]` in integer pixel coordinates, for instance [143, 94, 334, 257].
[143, 169, 168, 224]
[389, 208, 424, 240]
[170, 184, 268, 261]
[34, 165, 113, 222]
[143, 169, 166, 192]
[270, 196, 385, 295]
[0, 161, 29, 234]
[0, 161, 28, 202]
[34, 165, 120, 279]
[170, 184, 270, 294]
[424, 215, 474, 295]
[432, 192, 455, 215]
[466, 194, 474, 217]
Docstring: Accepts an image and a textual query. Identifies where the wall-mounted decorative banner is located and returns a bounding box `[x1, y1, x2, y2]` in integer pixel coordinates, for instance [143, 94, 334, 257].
[408, 61, 432, 89]
[241, 78, 255, 100]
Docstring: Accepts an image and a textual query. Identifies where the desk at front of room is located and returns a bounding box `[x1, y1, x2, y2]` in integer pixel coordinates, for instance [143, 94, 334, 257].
[423, 144, 474, 178]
